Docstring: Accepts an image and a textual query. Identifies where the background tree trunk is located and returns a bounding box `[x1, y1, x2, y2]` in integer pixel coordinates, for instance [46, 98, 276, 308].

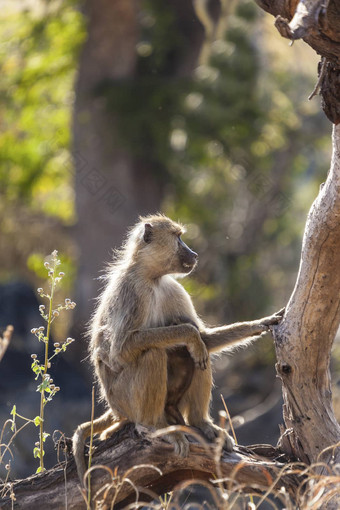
[71, 0, 205, 368]
[71, 0, 161, 361]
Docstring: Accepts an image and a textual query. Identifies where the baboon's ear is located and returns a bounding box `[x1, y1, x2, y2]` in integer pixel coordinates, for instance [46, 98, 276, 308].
[143, 223, 153, 243]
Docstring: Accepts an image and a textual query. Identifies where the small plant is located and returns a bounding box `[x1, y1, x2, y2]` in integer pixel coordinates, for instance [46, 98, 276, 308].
[30, 250, 76, 472]
[6, 250, 76, 475]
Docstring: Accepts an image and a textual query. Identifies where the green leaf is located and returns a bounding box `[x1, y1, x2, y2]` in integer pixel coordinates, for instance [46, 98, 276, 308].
[33, 447, 40, 459]
[34, 416, 42, 427]
[10, 405, 16, 431]
[31, 361, 43, 376]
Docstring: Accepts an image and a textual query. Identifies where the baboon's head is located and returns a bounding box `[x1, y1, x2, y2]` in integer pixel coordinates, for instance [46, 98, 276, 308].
[134, 214, 198, 278]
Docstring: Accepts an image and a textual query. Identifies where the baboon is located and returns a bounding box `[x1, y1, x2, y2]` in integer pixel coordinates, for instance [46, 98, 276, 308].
[73, 214, 283, 483]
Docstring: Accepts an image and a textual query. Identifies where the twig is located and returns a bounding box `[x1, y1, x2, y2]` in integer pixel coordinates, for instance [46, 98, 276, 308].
[308, 56, 327, 100]
[0, 326, 14, 363]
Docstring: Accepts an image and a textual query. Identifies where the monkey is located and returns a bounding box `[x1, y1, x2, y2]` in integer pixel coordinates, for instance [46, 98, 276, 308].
[72, 214, 283, 483]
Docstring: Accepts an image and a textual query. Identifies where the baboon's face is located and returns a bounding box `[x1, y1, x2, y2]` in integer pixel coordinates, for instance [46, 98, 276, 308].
[142, 220, 198, 277]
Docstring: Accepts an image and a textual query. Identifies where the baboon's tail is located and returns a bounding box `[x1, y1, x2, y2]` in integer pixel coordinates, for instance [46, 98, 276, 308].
[72, 409, 120, 484]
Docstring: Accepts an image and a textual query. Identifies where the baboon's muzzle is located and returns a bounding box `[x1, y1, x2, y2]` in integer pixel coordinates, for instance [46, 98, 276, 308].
[178, 238, 198, 271]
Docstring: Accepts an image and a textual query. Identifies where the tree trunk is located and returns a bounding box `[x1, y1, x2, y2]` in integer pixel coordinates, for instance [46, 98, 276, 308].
[252, 1, 340, 506]
[273, 123, 340, 476]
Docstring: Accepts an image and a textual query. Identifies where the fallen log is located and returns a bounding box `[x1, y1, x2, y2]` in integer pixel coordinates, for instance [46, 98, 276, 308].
[0, 423, 301, 509]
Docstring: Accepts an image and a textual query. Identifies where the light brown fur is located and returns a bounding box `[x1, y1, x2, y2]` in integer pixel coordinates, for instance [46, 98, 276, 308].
[72, 214, 283, 483]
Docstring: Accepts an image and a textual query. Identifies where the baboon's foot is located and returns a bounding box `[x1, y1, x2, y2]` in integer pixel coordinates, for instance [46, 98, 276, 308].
[100, 419, 128, 440]
[135, 424, 190, 456]
[197, 420, 234, 452]
[165, 431, 190, 457]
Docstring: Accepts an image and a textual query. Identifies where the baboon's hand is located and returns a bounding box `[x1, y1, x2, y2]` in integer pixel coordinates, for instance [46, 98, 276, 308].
[249, 308, 285, 336]
[188, 335, 209, 370]
[260, 307, 285, 327]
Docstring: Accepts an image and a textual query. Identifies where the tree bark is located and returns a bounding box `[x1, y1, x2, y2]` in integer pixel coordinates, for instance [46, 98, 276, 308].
[0, 424, 301, 510]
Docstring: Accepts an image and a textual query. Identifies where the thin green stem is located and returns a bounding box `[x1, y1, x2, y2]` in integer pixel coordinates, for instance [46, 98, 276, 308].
[14, 413, 34, 423]
[38, 268, 55, 471]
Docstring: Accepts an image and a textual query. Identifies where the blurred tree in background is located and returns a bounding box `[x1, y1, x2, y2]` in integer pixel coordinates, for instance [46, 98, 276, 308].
[0, 0, 335, 476]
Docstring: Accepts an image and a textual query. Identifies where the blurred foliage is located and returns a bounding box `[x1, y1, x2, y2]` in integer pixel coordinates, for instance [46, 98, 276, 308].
[0, 0, 85, 285]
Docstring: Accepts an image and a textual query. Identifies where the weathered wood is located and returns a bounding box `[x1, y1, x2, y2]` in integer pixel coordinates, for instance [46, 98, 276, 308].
[0, 424, 301, 510]
[255, 0, 340, 62]
[272, 124, 340, 506]
[254, 0, 340, 123]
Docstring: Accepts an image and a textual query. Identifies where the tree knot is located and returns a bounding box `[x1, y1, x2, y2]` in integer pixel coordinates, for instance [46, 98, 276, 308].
[277, 362, 292, 376]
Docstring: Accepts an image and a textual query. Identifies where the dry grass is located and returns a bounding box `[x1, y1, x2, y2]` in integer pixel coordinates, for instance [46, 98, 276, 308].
[80, 420, 340, 510]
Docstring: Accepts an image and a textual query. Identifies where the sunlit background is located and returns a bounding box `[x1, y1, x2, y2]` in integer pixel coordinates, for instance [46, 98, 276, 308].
[0, 0, 338, 480]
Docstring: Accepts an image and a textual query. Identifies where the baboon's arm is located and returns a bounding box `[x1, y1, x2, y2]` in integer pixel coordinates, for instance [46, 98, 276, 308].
[120, 324, 208, 369]
[201, 310, 284, 354]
